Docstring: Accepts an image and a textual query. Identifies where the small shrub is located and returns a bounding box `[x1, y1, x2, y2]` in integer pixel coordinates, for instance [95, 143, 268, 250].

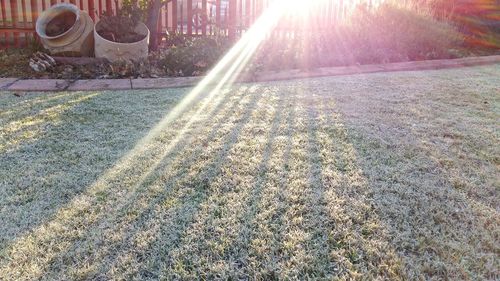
[251, 3, 464, 70]
[158, 37, 231, 76]
[346, 4, 463, 62]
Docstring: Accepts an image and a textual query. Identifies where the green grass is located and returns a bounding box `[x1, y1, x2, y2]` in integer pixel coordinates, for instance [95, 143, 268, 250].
[0, 65, 499, 280]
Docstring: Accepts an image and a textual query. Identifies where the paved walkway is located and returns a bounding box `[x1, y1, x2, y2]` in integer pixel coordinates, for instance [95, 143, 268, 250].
[1, 55, 499, 92]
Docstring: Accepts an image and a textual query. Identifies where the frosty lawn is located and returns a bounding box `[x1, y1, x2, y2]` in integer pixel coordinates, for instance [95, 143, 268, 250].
[0, 65, 498, 280]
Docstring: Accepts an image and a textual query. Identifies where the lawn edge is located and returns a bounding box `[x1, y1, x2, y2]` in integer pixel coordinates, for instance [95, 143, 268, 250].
[1, 55, 499, 92]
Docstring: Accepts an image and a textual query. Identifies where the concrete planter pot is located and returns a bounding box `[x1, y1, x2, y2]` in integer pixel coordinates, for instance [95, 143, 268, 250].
[35, 3, 94, 56]
[94, 21, 150, 62]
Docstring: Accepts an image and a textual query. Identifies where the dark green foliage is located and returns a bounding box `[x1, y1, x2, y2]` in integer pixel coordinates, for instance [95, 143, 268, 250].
[96, 1, 147, 43]
[158, 37, 231, 76]
[120, 0, 149, 23]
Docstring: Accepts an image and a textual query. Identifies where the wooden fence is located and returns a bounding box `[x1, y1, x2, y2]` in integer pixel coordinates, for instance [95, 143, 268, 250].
[0, 0, 379, 48]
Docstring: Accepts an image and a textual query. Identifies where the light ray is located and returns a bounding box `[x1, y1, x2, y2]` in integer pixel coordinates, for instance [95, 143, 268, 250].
[0, 1, 305, 278]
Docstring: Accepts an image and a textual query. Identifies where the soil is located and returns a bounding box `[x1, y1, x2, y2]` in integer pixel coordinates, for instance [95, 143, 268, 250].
[45, 11, 76, 37]
[98, 30, 146, 43]
[96, 15, 147, 43]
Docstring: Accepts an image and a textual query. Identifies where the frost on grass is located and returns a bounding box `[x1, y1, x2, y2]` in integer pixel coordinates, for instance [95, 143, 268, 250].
[0, 65, 499, 280]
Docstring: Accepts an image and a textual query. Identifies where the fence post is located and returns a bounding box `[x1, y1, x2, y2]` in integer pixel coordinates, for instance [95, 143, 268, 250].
[187, 0, 192, 35]
[201, 0, 207, 35]
[172, 0, 177, 33]
[30, 0, 37, 37]
[157, 6, 162, 39]
[105, 0, 112, 15]
[245, 0, 250, 28]
[1, 0, 6, 26]
[238, 0, 242, 34]
[9, 0, 19, 47]
[228, 0, 236, 39]
[179, 1, 183, 34]
[20, 0, 28, 44]
[1, 0, 8, 47]
[164, 3, 168, 34]
[88, 0, 95, 20]
[215, 0, 221, 34]
[98, 0, 102, 17]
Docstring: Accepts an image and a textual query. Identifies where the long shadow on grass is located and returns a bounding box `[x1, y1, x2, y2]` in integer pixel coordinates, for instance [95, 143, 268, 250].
[318, 67, 500, 279]
[339, 104, 500, 279]
[93, 87, 266, 279]
[0, 92, 98, 153]
[0, 88, 231, 279]
[0, 91, 107, 248]
[0, 92, 77, 121]
[0, 91, 82, 111]
[30, 87, 258, 279]
[21, 86, 262, 279]
[179, 88, 286, 278]
[301, 94, 335, 276]
[236, 88, 297, 278]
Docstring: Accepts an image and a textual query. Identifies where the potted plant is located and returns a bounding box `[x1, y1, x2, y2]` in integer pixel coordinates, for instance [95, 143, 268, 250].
[94, 6, 150, 62]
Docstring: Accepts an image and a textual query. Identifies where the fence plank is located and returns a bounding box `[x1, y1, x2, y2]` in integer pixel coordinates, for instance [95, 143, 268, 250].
[201, 0, 206, 35]
[165, 3, 171, 34]
[1, 0, 379, 49]
[30, 0, 36, 26]
[1, 0, 8, 47]
[245, 0, 250, 28]
[187, 0, 192, 35]
[228, 0, 236, 39]
[30, 0, 37, 41]
[171, 0, 177, 33]
[21, 0, 28, 43]
[98, 0, 102, 16]
[224, 5, 228, 35]
[180, 0, 184, 34]
[1, 0, 6, 27]
[253, 0, 256, 23]
[105, 0, 111, 14]
[238, 0, 242, 33]
[88, 0, 95, 20]
[157, 6, 162, 37]
[216, 0, 220, 33]
[9, 0, 19, 46]
[195, 2, 199, 34]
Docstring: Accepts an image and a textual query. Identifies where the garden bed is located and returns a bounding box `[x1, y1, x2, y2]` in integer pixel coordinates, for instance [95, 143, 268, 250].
[1, 2, 498, 79]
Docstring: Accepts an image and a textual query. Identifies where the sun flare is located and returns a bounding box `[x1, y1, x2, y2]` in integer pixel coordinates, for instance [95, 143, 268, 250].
[286, 0, 315, 14]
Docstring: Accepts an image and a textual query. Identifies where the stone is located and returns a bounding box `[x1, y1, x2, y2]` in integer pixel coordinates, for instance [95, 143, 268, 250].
[68, 79, 131, 91]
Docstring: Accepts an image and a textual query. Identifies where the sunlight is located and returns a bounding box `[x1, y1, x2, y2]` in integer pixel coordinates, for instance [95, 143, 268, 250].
[0, 2, 296, 277]
[0, 93, 97, 153]
[133, 0, 297, 149]
[286, 0, 314, 15]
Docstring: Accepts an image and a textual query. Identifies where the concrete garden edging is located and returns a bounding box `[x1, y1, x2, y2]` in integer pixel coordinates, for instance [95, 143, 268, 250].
[1, 55, 499, 92]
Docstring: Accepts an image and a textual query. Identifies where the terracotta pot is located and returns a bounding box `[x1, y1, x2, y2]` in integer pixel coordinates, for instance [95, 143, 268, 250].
[36, 3, 94, 57]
